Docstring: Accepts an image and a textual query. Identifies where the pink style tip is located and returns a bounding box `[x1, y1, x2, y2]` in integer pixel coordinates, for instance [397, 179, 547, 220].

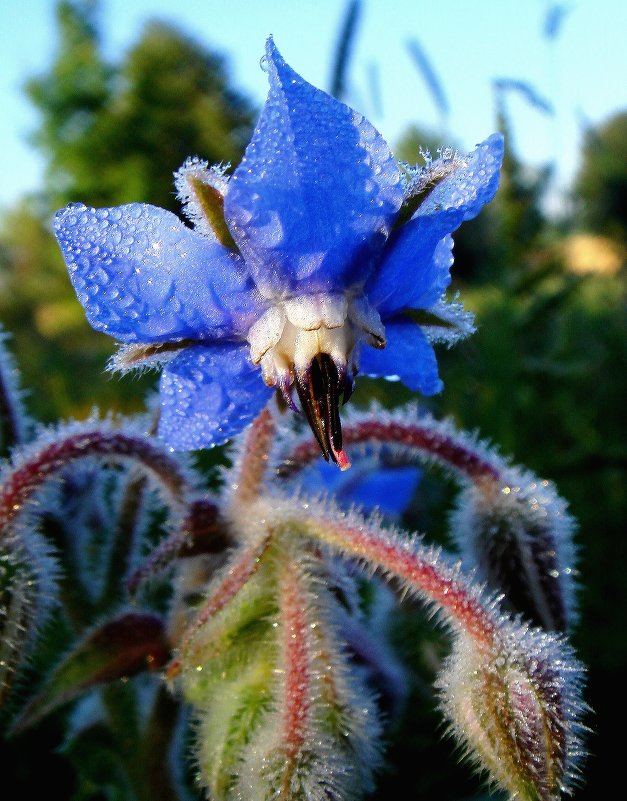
[335, 449, 351, 471]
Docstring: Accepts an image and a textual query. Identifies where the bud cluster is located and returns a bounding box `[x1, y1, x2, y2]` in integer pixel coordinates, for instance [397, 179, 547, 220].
[0, 331, 587, 801]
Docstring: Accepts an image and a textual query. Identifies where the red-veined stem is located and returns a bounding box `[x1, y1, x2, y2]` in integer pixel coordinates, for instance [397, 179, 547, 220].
[291, 512, 496, 646]
[278, 555, 312, 760]
[0, 427, 191, 535]
[277, 419, 501, 485]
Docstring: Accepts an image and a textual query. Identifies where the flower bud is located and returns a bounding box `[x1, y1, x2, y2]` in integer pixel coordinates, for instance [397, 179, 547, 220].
[172, 540, 381, 801]
[438, 625, 585, 801]
[0, 530, 57, 710]
[451, 471, 577, 632]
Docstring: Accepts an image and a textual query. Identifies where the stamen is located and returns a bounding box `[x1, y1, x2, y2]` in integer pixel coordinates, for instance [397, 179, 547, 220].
[247, 294, 384, 469]
[342, 369, 356, 405]
[296, 357, 330, 461]
[278, 374, 299, 413]
[295, 354, 350, 468]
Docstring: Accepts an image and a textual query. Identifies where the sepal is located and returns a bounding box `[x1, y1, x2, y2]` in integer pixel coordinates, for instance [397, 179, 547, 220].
[10, 611, 169, 733]
[438, 624, 586, 801]
[174, 157, 238, 250]
[396, 146, 466, 227]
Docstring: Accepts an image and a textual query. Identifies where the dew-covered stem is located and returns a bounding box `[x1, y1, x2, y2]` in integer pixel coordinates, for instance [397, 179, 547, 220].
[291, 510, 496, 645]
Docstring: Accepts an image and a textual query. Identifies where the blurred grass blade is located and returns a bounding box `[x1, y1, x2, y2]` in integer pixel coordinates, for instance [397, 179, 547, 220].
[329, 0, 362, 99]
[544, 4, 572, 40]
[494, 78, 554, 115]
[406, 38, 449, 120]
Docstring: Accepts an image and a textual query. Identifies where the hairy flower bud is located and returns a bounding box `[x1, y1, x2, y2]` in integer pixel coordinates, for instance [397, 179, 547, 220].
[451, 470, 577, 632]
[171, 538, 381, 801]
[438, 624, 585, 801]
[0, 530, 57, 710]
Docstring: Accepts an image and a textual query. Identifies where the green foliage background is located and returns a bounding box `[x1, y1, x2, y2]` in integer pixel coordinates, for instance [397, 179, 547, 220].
[0, 2, 625, 799]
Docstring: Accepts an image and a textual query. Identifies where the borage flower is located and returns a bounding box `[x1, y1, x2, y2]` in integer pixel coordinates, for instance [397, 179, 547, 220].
[54, 38, 503, 467]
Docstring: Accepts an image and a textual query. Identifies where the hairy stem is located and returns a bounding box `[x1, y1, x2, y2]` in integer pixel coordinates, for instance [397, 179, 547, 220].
[230, 407, 277, 508]
[0, 426, 191, 535]
[127, 498, 228, 596]
[291, 511, 496, 645]
[277, 418, 501, 484]
[278, 556, 312, 760]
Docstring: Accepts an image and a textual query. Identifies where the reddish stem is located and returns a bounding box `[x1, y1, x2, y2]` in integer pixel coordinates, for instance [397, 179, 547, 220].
[302, 517, 496, 646]
[279, 558, 311, 757]
[127, 499, 228, 596]
[279, 420, 501, 484]
[231, 408, 276, 505]
[0, 429, 189, 534]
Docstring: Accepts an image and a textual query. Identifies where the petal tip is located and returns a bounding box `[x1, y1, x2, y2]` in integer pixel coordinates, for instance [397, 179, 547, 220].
[484, 131, 505, 162]
[263, 36, 283, 78]
[53, 202, 88, 235]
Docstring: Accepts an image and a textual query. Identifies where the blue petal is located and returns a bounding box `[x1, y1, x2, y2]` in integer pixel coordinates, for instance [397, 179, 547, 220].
[367, 133, 503, 316]
[347, 466, 421, 515]
[55, 203, 264, 343]
[359, 319, 443, 395]
[158, 343, 272, 450]
[311, 461, 421, 517]
[224, 39, 403, 297]
[367, 230, 454, 317]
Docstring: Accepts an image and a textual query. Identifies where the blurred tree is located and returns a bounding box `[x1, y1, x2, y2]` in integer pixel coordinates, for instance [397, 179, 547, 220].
[0, 0, 256, 422]
[25, 0, 112, 206]
[394, 124, 506, 283]
[575, 111, 627, 245]
[0, 201, 122, 422]
[107, 20, 254, 209]
[26, 0, 255, 211]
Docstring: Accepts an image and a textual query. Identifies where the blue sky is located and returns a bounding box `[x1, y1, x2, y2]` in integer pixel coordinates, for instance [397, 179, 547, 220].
[0, 0, 625, 213]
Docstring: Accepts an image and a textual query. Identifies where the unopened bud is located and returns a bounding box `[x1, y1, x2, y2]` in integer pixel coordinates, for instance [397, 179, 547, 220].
[451, 471, 577, 632]
[0, 531, 57, 710]
[438, 624, 585, 801]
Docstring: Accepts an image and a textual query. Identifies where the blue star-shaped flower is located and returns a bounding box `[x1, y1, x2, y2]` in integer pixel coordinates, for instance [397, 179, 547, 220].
[54, 38, 503, 467]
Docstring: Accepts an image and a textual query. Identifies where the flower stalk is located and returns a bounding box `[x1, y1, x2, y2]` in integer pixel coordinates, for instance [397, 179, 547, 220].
[286, 505, 496, 645]
[0, 422, 192, 534]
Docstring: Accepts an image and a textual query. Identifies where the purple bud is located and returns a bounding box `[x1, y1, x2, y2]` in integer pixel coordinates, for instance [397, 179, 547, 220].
[451, 470, 577, 632]
[438, 622, 586, 801]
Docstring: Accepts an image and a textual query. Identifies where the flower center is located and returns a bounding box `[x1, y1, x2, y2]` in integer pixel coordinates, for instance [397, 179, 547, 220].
[247, 293, 385, 469]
